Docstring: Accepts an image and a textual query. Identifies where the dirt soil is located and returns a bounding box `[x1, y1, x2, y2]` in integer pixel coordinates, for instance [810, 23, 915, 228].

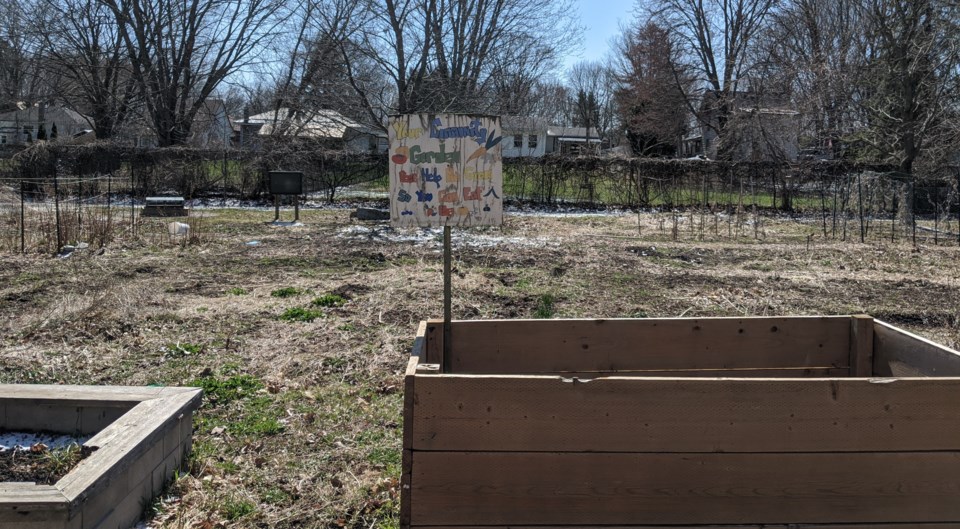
[1, 208, 958, 527]
[0, 444, 91, 484]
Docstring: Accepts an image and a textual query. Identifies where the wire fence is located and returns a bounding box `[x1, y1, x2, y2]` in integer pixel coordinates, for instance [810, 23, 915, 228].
[1, 144, 958, 253]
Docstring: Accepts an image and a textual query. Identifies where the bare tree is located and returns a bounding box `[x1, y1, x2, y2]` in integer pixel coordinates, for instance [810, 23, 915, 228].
[518, 80, 575, 125]
[263, 0, 384, 131]
[99, 0, 283, 146]
[568, 60, 616, 144]
[355, 0, 579, 116]
[759, 0, 865, 157]
[0, 0, 48, 111]
[34, 0, 137, 139]
[646, 0, 779, 156]
[857, 0, 960, 225]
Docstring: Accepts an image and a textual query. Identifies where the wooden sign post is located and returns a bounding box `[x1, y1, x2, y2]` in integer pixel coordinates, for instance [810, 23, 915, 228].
[388, 114, 504, 368]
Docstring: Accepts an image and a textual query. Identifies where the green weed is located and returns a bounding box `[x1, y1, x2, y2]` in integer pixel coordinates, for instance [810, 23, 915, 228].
[534, 294, 556, 319]
[190, 373, 263, 403]
[271, 287, 304, 298]
[311, 293, 347, 307]
[262, 487, 291, 505]
[226, 287, 248, 296]
[221, 497, 256, 520]
[279, 307, 325, 322]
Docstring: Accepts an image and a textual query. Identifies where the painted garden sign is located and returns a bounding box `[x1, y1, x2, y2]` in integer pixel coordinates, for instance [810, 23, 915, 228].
[389, 114, 503, 227]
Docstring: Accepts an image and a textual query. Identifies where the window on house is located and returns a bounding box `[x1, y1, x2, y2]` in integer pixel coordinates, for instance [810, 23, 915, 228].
[1, 136, 5, 144]
[528, 134, 538, 149]
[513, 134, 522, 148]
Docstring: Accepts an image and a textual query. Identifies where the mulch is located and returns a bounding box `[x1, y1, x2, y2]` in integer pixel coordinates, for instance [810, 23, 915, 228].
[0, 445, 95, 484]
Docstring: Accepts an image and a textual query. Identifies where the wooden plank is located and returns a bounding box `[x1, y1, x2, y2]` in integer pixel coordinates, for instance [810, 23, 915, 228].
[410, 452, 960, 526]
[412, 376, 960, 452]
[448, 317, 851, 374]
[58, 389, 202, 508]
[0, 384, 163, 404]
[490, 367, 849, 378]
[425, 320, 443, 366]
[401, 355, 418, 529]
[850, 315, 874, 376]
[412, 321, 428, 359]
[0, 485, 66, 506]
[874, 320, 960, 377]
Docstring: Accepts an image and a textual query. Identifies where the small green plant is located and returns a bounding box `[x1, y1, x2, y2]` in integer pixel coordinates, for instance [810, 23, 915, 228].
[226, 287, 248, 296]
[262, 487, 291, 505]
[271, 287, 303, 298]
[534, 294, 556, 319]
[279, 307, 324, 322]
[311, 293, 346, 307]
[41, 444, 84, 476]
[190, 373, 263, 403]
[221, 497, 256, 520]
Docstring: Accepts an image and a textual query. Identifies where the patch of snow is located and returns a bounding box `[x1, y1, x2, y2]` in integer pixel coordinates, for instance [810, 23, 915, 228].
[0, 432, 88, 452]
[337, 225, 558, 249]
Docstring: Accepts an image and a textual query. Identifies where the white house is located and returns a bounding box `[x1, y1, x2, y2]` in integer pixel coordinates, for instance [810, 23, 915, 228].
[502, 116, 548, 158]
[188, 99, 232, 149]
[502, 117, 603, 158]
[239, 108, 387, 153]
[0, 104, 94, 145]
[694, 90, 800, 161]
[546, 125, 602, 155]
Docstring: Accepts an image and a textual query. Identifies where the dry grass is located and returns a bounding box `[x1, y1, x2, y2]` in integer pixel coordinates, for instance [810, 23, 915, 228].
[1, 207, 959, 528]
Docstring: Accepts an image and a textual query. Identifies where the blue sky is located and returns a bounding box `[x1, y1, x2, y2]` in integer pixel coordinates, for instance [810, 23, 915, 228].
[562, 0, 638, 72]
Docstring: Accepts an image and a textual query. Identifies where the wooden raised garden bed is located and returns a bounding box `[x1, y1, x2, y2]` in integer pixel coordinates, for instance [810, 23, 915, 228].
[401, 316, 960, 528]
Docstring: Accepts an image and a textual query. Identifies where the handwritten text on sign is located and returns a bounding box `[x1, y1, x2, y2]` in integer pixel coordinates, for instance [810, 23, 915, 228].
[389, 114, 503, 227]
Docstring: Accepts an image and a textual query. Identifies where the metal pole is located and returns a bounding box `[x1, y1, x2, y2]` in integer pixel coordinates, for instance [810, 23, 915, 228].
[911, 175, 917, 247]
[934, 181, 939, 246]
[443, 225, 452, 373]
[107, 172, 112, 239]
[857, 171, 865, 243]
[77, 172, 83, 231]
[20, 178, 25, 254]
[53, 169, 62, 252]
[130, 167, 135, 234]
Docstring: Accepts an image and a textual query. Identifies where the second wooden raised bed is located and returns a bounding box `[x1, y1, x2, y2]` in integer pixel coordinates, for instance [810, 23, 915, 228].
[401, 316, 960, 528]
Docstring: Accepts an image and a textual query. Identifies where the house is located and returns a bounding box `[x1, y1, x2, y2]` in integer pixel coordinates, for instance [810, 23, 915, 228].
[236, 108, 387, 153]
[188, 99, 232, 149]
[501, 117, 603, 158]
[0, 104, 94, 145]
[502, 116, 548, 158]
[694, 90, 800, 161]
[115, 99, 233, 148]
[546, 126, 602, 155]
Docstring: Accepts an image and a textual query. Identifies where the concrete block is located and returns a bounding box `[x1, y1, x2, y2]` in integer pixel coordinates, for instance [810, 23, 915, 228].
[126, 441, 164, 492]
[151, 447, 183, 497]
[90, 476, 151, 529]
[161, 415, 184, 458]
[80, 469, 129, 529]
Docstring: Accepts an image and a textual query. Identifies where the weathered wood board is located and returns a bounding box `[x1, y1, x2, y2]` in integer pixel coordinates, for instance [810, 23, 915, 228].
[402, 317, 960, 528]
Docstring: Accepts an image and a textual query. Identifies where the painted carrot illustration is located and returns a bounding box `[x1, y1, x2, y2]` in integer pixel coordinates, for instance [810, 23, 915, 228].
[466, 130, 503, 163]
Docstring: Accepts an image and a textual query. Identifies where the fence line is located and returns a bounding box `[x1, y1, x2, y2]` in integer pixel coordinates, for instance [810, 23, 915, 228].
[1, 144, 958, 253]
